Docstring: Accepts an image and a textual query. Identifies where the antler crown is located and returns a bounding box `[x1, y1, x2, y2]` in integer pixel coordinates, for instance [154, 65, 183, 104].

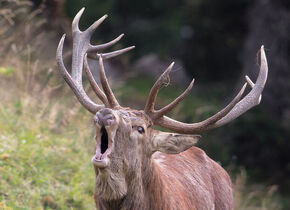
[56, 8, 268, 134]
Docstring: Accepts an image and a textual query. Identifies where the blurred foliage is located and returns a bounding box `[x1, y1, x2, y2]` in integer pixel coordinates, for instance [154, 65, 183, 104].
[0, 67, 14, 76]
[228, 111, 290, 192]
[64, 0, 250, 82]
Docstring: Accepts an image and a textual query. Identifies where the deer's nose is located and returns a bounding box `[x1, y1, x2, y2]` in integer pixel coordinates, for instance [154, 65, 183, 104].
[95, 108, 115, 126]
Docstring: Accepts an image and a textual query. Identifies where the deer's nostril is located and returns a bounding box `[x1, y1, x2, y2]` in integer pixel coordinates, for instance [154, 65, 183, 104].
[96, 111, 115, 126]
[99, 108, 113, 116]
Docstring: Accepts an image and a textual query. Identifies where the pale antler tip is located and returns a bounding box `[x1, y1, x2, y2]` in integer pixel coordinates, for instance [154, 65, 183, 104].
[61, 34, 66, 41]
[260, 45, 265, 54]
[260, 45, 267, 63]
[245, 75, 254, 88]
[123, 46, 136, 53]
[164, 62, 174, 74]
[102, 14, 108, 19]
[190, 78, 195, 85]
[259, 46, 268, 85]
[72, 8, 85, 31]
[87, 15, 109, 35]
[165, 62, 174, 75]
[128, 45, 136, 49]
[117, 33, 125, 40]
[98, 15, 108, 24]
[187, 78, 195, 91]
[79, 7, 85, 14]
[56, 34, 66, 59]
[241, 82, 247, 92]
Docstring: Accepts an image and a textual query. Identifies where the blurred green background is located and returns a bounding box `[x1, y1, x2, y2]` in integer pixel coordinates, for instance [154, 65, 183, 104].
[0, 0, 289, 209]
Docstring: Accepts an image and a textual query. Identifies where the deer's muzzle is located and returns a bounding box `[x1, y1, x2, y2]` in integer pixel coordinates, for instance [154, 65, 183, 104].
[95, 108, 116, 126]
[92, 108, 118, 168]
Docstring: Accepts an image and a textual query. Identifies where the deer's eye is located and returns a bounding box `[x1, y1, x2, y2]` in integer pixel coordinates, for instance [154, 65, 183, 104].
[137, 126, 145, 134]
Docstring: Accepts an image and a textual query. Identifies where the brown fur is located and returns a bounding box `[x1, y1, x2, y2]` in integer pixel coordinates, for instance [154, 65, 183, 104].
[93, 109, 233, 210]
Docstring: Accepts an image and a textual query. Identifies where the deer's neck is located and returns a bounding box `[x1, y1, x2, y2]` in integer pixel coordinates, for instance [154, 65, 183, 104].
[142, 157, 168, 209]
[96, 156, 167, 210]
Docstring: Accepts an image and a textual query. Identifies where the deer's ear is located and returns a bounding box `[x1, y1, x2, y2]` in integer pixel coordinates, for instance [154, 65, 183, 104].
[151, 131, 201, 154]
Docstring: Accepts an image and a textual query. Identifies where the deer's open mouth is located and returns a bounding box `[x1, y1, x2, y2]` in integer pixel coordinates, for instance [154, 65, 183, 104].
[92, 126, 113, 168]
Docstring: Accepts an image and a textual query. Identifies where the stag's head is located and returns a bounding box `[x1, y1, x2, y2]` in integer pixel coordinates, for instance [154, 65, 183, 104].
[56, 8, 268, 200]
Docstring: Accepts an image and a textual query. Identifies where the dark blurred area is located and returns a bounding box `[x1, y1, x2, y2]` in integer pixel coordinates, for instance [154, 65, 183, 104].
[31, 0, 290, 194]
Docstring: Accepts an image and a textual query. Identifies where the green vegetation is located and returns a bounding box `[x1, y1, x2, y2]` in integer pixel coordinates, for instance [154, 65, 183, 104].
[0, 98, 96, 209]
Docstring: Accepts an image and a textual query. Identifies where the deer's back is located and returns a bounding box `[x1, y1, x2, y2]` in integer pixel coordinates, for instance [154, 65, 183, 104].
[152, 147, 233, 210]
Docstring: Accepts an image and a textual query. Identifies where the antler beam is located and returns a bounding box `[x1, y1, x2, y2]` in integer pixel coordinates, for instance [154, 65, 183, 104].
[147, 46, 268, 134]
[144, 62, 195, 120]
[56, 8, 134, 113]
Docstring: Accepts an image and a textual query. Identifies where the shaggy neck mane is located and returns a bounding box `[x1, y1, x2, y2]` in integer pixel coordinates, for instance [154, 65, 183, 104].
[96, 156, 167, 210]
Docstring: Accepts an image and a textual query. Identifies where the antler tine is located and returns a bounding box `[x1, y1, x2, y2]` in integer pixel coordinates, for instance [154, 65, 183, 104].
[71, 10, 107, 82]
[144, 62, 174, 114]
[72, 7, 84, 33]
[89, 34, 124, 52]
[245, 75, 262, 104]
[98, 55, 120, 108]
[57, 8, 108, 114]
[245, 75, 254, 88]
[56, 34, 104, 113]
[210, 45, 268, 128]
[152, 78, 195, 120]
[87, 46, 136, 60]
[154, 45, 268, 134]
[84, 55, 110, 107]
[155, 82, 247, 133]
[86, 15, 108, 37]
[57, 8, 135, 113]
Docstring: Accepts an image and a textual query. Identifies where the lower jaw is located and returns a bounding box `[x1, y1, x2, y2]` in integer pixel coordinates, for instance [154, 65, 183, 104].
[92, 156, 110, 169]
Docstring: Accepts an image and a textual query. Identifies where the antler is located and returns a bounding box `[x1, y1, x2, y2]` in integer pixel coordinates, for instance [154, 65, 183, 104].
[144, 62, 195, 120]
[56, 8, 134, 113]
[145, 45, 268, 134]
[56, 8, 268, 132]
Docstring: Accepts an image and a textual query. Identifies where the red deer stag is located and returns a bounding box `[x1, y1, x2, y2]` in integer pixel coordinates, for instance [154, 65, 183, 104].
[56, 8, 268, 210]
